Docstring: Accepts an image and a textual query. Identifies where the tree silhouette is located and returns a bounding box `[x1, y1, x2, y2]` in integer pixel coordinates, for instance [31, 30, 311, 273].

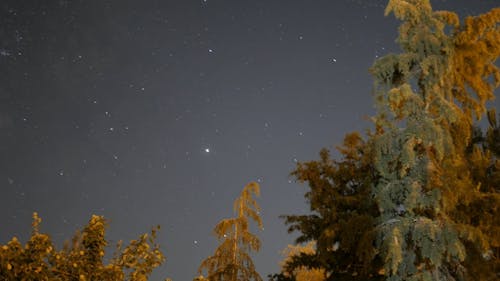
[197, 182, 263, 281]
[273, 133, 382, 281]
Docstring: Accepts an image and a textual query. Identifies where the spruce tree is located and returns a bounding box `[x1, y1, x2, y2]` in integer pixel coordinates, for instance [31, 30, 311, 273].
[197, 182, 263, 281]
[274, 1, 500, 280]
[370, 0, 500, 280]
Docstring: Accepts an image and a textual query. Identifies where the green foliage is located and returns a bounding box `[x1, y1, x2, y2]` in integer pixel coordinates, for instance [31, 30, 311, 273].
[0, 213, 166, 281]
[197, 182, 263, 281]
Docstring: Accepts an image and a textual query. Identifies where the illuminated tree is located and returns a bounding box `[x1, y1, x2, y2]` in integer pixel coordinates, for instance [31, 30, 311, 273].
[276, 242, 326, 281]
[370, 0, 500, 280]
[274, 1, 500, 280]
[271, 133, 381, 281]
[0, 212, 166, 281]
[197, 182, 263, 281]
[458, 109, 500, 280]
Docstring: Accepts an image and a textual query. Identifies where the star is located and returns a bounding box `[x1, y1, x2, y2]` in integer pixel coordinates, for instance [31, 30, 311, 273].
[0, 49, 11, 56]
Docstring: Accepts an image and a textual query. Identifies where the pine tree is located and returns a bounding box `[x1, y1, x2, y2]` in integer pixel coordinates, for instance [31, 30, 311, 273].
[370, 0, 500, 280]
[197, 182, 263, 281]
[274, 1, 500, 280]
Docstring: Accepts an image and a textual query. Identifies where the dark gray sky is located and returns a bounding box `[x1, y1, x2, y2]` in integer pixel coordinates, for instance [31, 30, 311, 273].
[1, 1, 498, 280]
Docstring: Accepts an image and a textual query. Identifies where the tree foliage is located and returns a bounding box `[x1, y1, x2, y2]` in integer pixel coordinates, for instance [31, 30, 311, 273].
[458, 110, 500, 280]
[275, 1, 500, 280]
[0, 213, 166, 281]
[197, 182, 263, 281]
[273, 133, 382, 281]
[371, 1, 500, 279]
[274, 133, 381, 281]
[276, 242, 326, 281]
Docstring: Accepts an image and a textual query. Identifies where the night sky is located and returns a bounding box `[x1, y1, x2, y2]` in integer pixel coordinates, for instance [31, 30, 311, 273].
[1, 1, 499, 280]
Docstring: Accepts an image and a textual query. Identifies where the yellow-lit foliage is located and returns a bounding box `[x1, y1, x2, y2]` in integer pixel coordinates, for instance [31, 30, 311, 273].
[451, 8, 500, 119]
[0, 213, 166, 281]
[279, 242, 325, 281]
[370, 0, 500, 280]
[274, 2, 499, 280]
[196, 182, 263, 281]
